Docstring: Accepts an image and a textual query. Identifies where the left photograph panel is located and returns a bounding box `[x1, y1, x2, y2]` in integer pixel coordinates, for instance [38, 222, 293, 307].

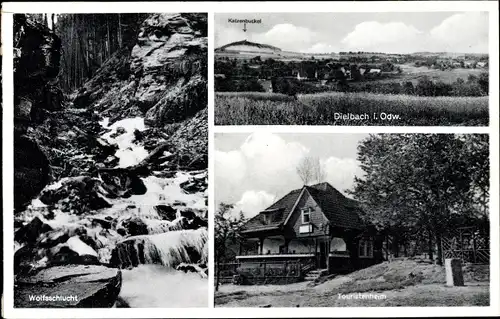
[13, 13, 208, 308]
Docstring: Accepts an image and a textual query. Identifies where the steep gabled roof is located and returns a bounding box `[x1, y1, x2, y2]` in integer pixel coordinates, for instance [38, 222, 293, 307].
[242, 182, 364, 233]
[306, 183, 363, 229]
[241, 189, 302, 232]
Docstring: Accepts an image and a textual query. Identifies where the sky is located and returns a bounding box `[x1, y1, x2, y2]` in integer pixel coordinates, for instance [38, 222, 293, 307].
[215, 133, 369, 218]
[215, 12, 489, 54]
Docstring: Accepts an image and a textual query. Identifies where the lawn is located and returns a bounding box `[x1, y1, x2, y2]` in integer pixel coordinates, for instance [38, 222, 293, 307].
[215, 92, 489, 126]
[214, 259, 490, 307]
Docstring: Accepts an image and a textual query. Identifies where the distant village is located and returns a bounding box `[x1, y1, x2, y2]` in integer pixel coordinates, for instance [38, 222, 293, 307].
[216, 54, 488, 85]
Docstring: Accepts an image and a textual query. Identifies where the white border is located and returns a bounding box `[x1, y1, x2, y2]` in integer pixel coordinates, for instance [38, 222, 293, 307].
[2, 1, 499, 318]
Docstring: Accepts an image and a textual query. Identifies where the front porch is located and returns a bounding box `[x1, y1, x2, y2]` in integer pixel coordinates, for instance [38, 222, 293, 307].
[236, 232, 378, 277]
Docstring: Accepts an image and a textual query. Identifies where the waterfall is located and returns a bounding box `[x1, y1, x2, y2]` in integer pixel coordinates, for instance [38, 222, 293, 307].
[114, 228, 208, 269]
[144, 217, 186, 234]
[100, 117, 148, 168]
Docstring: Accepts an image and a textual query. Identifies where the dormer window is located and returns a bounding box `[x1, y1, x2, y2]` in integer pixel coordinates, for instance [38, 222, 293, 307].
[301, 208, 311, 224]
[262, 214, 270, 225]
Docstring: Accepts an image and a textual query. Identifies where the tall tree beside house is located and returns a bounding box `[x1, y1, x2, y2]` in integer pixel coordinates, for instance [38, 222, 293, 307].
[297, 156, 326, 185]
[214, 203, 247, 291]
[350, 134, 489, 265]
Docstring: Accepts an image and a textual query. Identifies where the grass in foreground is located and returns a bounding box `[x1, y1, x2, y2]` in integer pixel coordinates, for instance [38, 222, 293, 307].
[214, 92, 489, 126]
[214, 260, 490, 307]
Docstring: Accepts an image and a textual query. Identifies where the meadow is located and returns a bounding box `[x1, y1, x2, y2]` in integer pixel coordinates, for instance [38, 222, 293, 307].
[214, 91, 489, 126]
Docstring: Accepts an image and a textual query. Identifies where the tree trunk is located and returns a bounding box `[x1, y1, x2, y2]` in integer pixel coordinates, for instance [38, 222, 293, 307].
[78, 36, 91, 79]
[215, 258, 220, 292]
[50, 14, 55, 31]
[436, 232, 443, 266]
[428, 229, 434, 261]
[118, 13, 123, 48]
[106, 16, 111, 60]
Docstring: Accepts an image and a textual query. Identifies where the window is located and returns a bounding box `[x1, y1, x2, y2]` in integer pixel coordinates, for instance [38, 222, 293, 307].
[359, 238, 374, 257]
[301, 208, 311, 224]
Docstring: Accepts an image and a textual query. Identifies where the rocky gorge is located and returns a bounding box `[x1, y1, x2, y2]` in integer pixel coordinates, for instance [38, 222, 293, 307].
[13, 13, 208, 308]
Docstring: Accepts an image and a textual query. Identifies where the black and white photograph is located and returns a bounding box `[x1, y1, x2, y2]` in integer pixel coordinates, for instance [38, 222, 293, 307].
[13, 12, 208, 308]
[214, 12, 489, 126]
[214, 133, 490, 307]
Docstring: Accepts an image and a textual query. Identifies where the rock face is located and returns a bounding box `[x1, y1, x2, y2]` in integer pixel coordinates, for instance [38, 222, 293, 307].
[14, 137, 51, 211]
[14, 13, 208, 308]
[77, 13, 207, 128]
[13, 14, 63, 210]
[14, 265, 122, 308]
[14, 14, 63, 125]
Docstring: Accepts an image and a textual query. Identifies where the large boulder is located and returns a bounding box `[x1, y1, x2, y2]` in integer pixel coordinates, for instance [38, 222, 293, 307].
[119, 217, 149, 237]
[14, 136, 51, 211]
[14, 265, 122, 308]
[39, 176, 112, 214]
[14, 217, 53, 245]
[98, 168, 147, 198]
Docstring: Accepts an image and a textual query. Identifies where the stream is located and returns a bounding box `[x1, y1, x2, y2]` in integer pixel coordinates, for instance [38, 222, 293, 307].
[16, 116, 208, 307]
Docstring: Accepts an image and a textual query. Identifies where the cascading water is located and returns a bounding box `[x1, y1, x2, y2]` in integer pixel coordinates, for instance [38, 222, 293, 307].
[16, 116, 208, 307]
[99, 116, 208, 307]
[114, 228, 208, 269]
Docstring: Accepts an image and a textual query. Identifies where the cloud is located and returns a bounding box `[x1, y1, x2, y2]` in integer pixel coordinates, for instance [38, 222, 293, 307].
[214, 149, 246, 203]
[215, 25, 247, 48]
[215, 132, 309, 204]
[342, 21, 423, 53]
[254, 24, 318, 52]
[429, 12, 488, 53]
[340, 12, 489, 53]
[233, 190, 276, 218]
[322, 157, 365, 194]
[215, 133, 363, 216]
[301, 43, 339, 54]
[215, 23, 319, 52]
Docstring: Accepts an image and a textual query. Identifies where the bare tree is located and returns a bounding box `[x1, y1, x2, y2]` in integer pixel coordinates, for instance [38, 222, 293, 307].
[312, 157, 326, 183]
[297, 156, 326, 185]
[297, 156, 313, 185]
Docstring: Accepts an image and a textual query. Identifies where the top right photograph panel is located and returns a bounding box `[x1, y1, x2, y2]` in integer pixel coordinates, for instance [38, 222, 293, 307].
[214, 12, 489, 126]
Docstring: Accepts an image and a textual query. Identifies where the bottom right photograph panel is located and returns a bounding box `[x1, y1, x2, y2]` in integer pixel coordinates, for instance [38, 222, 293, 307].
[214, 132, 489, 307]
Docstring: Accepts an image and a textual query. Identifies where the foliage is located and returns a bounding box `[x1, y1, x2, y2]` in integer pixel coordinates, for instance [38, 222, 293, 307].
[215, 78, 265, 92]
[348, 134, 489, 263]
[215, 203, 247, 262]
[215, 203, 247, 290]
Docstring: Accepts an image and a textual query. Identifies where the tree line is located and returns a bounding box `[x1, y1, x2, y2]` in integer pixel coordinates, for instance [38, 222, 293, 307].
[27, 13, 149, 92]
[350, 134, 489, 264]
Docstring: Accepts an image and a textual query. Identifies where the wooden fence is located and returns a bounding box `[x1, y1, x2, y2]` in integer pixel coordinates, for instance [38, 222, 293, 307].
[442, 226, 489, 264]
[216, 260, 304, 285]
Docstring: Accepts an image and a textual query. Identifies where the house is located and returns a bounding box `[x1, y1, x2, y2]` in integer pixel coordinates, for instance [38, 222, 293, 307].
[292, 65, 319, 81]
[477, 61, 487, 68]
[235, 182, 383, 284]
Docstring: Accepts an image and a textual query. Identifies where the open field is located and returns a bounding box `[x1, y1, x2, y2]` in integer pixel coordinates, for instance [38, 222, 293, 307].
[372, 64, 488, 85]
[215, 260, 490, 307]
[215, 92, 489, 126]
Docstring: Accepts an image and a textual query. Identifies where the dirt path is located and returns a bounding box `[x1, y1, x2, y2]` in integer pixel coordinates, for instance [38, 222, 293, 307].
[215, 282, 489, 307]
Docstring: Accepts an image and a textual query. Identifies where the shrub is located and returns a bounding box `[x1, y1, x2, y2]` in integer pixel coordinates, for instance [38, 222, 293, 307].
[215, 78, 265, 92]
